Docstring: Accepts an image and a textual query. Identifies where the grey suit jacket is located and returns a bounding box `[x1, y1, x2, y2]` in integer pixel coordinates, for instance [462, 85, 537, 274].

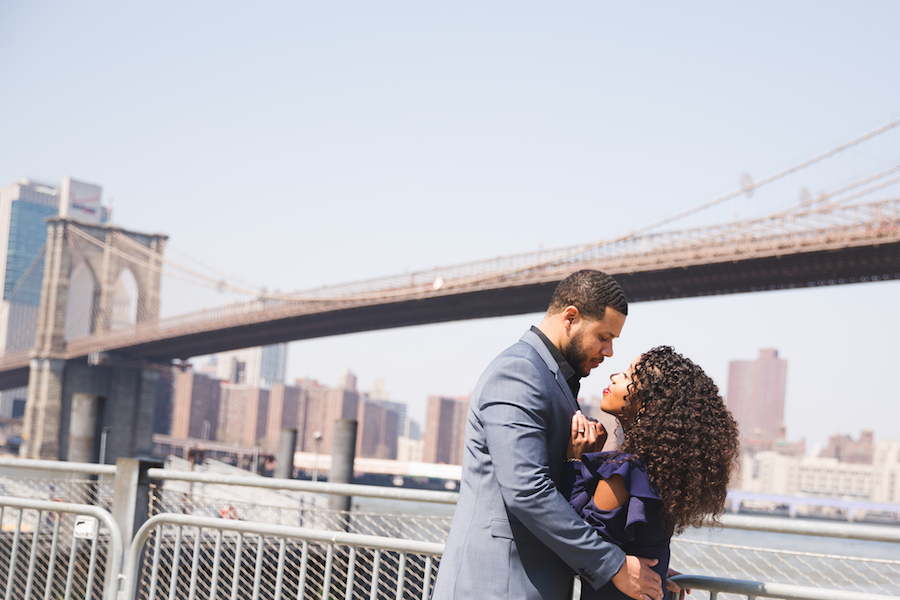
[432, 330, 626, 600]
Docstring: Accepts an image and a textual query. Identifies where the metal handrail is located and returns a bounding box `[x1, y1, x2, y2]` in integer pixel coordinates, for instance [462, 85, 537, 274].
[0, 456, 118, 477]
[145, 467, 460, 504]
[669, 575, 899, 600]
[716, 514, 900, 544]
[0, 496, 124, 600]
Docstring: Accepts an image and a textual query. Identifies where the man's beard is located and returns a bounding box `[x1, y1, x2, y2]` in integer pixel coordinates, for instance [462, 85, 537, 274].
[561, 327, 590, 378]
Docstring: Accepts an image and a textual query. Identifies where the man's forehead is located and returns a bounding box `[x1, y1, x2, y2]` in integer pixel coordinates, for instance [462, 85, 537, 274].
[589, 308, 626, 334]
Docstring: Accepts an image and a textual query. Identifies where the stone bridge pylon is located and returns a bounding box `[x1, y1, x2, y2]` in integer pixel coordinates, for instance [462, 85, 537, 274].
[21, 217, 169, 461]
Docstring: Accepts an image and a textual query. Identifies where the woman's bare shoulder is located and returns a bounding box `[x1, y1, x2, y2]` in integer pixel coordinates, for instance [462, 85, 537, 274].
[592, 473, 630, 510]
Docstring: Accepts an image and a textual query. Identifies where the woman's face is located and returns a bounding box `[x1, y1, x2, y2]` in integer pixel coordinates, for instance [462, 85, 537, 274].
[600, 355, 642, 424]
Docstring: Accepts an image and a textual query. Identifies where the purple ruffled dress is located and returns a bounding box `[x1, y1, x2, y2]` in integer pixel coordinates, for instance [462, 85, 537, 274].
[560, 451, 671, 600]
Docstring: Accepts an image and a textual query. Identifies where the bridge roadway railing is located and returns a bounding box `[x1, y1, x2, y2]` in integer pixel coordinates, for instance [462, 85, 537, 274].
[0, 456, 898, 599]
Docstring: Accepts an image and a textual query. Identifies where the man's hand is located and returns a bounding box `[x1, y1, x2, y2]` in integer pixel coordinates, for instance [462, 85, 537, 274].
[566, 411, 607, 459]
[610, 556, 663, 600]
[666, 567, 690, 600]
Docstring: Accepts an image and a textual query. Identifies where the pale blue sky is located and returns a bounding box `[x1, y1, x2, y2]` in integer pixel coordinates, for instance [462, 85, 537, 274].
[1, 2, 898, 452]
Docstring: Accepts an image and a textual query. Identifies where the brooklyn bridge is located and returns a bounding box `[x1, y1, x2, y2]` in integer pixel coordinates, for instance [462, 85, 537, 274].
[2, 120, 900, 459]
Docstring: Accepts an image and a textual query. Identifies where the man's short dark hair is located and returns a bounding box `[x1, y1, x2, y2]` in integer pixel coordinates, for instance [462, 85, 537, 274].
[547, 270, 628, 320]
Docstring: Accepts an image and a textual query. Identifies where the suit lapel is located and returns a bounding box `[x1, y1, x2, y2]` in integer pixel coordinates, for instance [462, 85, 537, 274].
[520, 330, 580, 414]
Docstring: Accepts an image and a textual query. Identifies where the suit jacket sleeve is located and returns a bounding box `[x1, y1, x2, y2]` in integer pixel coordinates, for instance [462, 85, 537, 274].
[559, 460, 592, 517]
[478, 353, 626, 590]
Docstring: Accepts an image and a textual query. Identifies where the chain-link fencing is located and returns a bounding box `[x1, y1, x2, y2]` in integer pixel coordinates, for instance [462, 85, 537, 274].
[147, 474, 900, 599]
[0, 473, 114, 508]
[2, 457, 898, 600]
[670, 537, 900, 599]
[0, 497, 123, 600]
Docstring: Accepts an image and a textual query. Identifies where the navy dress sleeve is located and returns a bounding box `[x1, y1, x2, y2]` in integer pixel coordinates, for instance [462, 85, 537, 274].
[564, 451, 673, 600]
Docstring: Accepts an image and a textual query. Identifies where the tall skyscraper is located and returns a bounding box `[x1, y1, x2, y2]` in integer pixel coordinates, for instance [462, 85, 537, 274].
[423, 395, 469, 465]
[726, 349, 788, 445]
[214, 344, 287, 389]
[0, 177, 108, 417]
[217, 383, 269, 446]
[275, 373, 360, 455]
[0, 181, 57, 346]
[262, 381, 302, 451]
[294, 378, 330, 453]
[357, 396, 404, 459]
[320, 378, 359, 453]
[171, 370, 222, 440]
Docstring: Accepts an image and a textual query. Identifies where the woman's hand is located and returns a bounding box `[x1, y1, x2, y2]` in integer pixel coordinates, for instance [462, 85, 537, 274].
[566, 411, 607, 459]
[666, 567, 690, 600]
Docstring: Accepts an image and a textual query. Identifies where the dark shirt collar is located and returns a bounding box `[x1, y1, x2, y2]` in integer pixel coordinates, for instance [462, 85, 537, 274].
[530, 326, 581, 399]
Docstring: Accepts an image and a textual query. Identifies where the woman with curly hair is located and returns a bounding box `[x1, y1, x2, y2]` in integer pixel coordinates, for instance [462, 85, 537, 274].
[561, 346, 740, 600]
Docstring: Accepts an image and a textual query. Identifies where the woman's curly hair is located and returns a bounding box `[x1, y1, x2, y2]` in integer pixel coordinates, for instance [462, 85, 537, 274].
[619, 346, 740, 534]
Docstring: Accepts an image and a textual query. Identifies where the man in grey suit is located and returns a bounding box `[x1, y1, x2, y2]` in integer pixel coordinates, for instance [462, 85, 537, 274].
[432, 270, 663, 600]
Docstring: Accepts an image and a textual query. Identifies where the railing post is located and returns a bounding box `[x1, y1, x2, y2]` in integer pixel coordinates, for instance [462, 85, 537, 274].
[67, 393, 102, 463]
[275, 429, 298, 480]
[329, 419, 358, 530]
[112, 457, 164, 549]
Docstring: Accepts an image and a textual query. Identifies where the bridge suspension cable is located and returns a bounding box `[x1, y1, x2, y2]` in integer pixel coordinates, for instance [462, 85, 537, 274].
[51, 119, 900, 314]
[415, 119, 900, 287]
[772, 163, 900, 216]
[623, 118, 900, 239]
[64, 226, 270, 304]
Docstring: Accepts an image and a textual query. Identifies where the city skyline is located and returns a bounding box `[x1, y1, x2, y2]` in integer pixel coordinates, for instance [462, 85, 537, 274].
[168, 349, 888, 467]
[1, 2, 898, 452]
[186, 343, 883, 462]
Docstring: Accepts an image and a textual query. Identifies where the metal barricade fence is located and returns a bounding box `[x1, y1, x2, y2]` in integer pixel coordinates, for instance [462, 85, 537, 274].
[661, 515, 900, 599]
[122, 513, 443, 600]
[0, 496, 123, 600]
[2, 457, 900, 600]
[143, 467, 900, 600]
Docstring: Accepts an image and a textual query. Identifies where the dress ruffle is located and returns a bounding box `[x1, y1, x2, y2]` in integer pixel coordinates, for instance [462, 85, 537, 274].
[575, 452, 666, 545]
[563, 451, 671, 600]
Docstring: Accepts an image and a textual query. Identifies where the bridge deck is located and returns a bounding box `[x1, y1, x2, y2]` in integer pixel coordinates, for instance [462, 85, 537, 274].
[2, 202, 898, 390]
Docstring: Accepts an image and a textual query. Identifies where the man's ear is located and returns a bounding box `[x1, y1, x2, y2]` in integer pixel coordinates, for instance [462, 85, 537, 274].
[562, 306, 580, 330]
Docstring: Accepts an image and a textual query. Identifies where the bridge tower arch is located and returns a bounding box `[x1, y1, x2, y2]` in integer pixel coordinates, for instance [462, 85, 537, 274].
[65, 257, 100, 339]
[21, 218, 168, 460]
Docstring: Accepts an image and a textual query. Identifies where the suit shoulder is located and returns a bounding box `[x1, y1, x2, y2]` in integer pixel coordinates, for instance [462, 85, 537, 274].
[474, 340, 556, 400]
[488, 339, 547, 371]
